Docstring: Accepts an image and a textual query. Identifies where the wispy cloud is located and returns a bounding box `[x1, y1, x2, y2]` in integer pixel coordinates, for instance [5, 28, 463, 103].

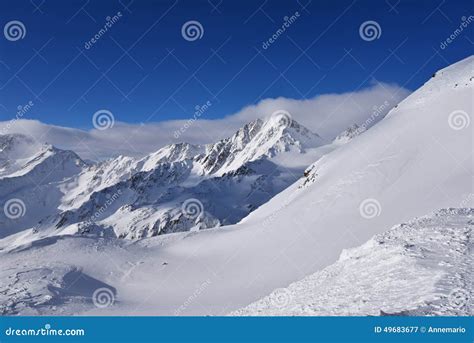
[0, 83, 410, 161]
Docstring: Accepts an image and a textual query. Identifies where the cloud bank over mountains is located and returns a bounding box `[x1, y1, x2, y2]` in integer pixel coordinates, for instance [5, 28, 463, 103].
[0, 82, 410, 160]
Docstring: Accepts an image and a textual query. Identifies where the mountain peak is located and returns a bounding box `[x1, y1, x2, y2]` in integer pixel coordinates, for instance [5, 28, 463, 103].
[0, 134, 50, 175]
[196, 116, 323, 175]
[257, 114, 324, 151]
[385, 55, 473, 120]
[424, 54, 473, 91]
[140, 142, 204, 171]
[333, 124, 365, 145]
[434, 55, 473, 77]
[0, 133, 41, 156]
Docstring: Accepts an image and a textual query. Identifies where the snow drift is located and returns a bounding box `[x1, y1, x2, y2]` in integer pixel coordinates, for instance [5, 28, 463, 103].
[233, 209, 473, 316]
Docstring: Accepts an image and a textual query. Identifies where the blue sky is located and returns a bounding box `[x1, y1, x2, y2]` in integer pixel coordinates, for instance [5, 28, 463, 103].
[0, 0, 472, 130]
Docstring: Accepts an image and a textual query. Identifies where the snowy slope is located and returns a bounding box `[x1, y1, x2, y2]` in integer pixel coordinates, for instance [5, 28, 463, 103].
[0, 134, 85, 181]
[0, 135, 87, 238]
[1, 208, 471, 316]
[0, 134, 44, 178]
[233, 208, 473, 316]
[0, 56, 472, 316]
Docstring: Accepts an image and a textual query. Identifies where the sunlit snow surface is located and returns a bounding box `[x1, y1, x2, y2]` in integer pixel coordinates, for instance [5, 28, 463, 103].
[233, 209, 473, 316]
[0, 56, 472, 316]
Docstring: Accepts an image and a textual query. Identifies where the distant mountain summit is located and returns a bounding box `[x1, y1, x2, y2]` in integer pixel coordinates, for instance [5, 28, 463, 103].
[196, 117, 324, 175]
[0, 116, 329, 240]
[333, 124, 366, 145]
[0, 133, 86, 180]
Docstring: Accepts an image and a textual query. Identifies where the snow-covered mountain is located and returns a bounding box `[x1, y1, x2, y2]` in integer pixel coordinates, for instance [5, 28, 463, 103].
[1, 115, 331, 240]
[0, 134, 85, 181]
[0, 134, 87, 237]
[0, 134, 42, 177]
[0, 55, 472, 316]
[195, 117, 323, 175]
[233, 208, 473, 316]
[332, 124, 366, 145]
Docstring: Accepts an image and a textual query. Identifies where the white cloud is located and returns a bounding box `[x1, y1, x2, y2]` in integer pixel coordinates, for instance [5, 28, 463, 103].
[0, 82, 410, 161]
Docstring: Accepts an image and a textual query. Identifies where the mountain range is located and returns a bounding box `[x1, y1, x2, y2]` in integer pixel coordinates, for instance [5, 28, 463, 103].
[0, 55, 472, 316]
[0, 113, 344, 240]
